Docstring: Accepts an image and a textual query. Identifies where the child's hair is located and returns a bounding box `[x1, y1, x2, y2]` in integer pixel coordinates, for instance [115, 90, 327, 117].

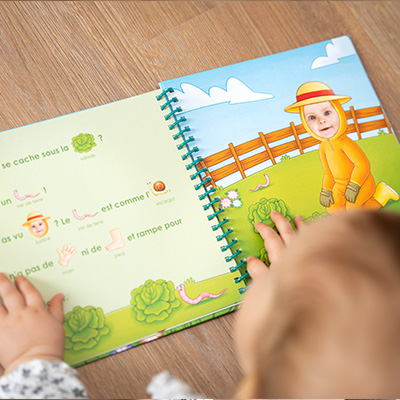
[238, 210, 400, 398]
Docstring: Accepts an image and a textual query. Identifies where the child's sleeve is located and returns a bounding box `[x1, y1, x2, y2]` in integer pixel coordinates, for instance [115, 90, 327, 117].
[0, 359, 88, 399]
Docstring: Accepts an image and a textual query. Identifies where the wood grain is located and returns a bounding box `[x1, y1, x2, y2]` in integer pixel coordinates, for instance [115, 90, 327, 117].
[0, 1, 399, 398]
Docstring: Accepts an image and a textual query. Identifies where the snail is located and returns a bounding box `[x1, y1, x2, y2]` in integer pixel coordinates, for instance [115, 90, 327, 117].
[149, 180, 168, 196]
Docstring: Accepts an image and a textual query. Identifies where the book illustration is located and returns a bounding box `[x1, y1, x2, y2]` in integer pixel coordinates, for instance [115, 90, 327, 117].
[148, 180, 169, 196]
[249, 174, 270, 192]
[160, 35, 400, 281]
[64, 305, 110, 351]
[177, 283, 227, 305]
[1, 90, 243, 367]
[130, 279, 182, 323]
[22, 211, 50, 237]
[56, 244, 76, 267]
[285, 81, 400, 213]
[219, 189, 243, 209]
[72, 209, 99, 220]
[248, 198, 291, 232]
[71, 133, 97, 153]
[105, 228, 125, 252]
[13, 189, 40, 201]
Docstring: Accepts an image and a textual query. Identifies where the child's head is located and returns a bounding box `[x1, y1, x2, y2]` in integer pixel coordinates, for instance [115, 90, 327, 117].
[235, 210, 400, 398]
[302, 101, 340, 139]
[23, 211, 50, 237]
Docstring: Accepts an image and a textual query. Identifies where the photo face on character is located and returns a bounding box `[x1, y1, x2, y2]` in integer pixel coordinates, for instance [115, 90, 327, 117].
[29, 220, 48, 237]
[303, 101, 340, 139]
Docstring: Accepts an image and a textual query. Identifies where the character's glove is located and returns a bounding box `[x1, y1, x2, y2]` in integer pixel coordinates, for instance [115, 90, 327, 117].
[320, 188, 334, 207]
[345, 182, 360, 203]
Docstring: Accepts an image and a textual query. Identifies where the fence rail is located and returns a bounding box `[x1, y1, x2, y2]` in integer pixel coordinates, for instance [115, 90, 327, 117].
[197, 105, 392, 187]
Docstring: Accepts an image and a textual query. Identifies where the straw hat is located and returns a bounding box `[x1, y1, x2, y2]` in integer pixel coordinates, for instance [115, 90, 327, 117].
[285, 81, 351, 113]
[22, 211, 50, 226]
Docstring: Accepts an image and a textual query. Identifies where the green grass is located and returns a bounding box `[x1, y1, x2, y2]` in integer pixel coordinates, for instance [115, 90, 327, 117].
[213, 133, 400, 263]
[64, 271, 243, 366]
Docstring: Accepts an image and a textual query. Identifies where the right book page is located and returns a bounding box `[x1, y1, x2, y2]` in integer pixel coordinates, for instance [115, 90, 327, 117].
[160, 36, 400, 268]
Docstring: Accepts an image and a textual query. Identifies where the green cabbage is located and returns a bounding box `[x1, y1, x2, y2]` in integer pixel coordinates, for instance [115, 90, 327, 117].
[71, 133, 97, 153]
[131, 279, 181, 323]
[64, 305, 109, 351]
[248, 197, 291, 232]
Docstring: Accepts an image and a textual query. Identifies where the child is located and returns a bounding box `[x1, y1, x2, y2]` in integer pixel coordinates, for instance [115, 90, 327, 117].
[1, 210, 400, 398]
[0, 274, 87, 398]
[284, 81, 399, 213]
[236, 209, 400, 398]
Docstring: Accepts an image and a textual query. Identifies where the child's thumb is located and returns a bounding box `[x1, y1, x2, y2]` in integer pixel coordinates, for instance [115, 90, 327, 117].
[48, 293, 65, 323]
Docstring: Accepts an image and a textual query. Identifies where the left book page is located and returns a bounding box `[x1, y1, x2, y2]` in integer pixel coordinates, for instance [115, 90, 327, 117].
[0, 90, 243, 366]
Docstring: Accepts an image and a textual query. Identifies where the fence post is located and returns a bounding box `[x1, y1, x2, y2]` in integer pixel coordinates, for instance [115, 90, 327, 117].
[197, 159, 216, 188]
[290, 122, 304, 154]
[379, 106, 393, 133]
[258, 132, 276, 164]
[228, 143, 246, 179]
[350, 106, 362, 139]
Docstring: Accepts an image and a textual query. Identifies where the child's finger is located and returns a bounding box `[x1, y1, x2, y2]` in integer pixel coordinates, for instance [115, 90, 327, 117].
[294, 215, 306, 231]
[270, 210, 296, 245]
[254, 221, 285, 265]
[48, 293, 64, 323]
[0, 303, 7, 317]
[0, 273, 25, 312]
[246, 256, 270, 281]
[14, 275, 45, 308]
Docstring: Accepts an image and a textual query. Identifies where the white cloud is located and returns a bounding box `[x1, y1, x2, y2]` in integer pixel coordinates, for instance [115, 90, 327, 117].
[173, 77, 273, 112]
[311, 36, 356, 69]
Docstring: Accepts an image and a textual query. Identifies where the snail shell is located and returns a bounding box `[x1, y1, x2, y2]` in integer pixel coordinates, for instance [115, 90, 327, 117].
[153, 181, 166, 192]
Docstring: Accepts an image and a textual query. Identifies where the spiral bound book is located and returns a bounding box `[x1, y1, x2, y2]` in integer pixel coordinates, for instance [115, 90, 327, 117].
[159, 35, 400, 271]
[2, 35, 400, 368]
[0, 91, 244, 367]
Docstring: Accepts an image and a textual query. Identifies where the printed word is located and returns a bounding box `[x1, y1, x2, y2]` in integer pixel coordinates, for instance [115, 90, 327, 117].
[114, 252, 126, 259]
[1, 198, 12, 207]
[81, 245, 102, 256]
[127, 218, 183, 241]
[156, 197, 176, 206]
[54, 218, 71, 227]
[164, 219, 182, 231]
[2, 146, 69, 169]
[36, 237, 51, 244]
[1, 232, 24, 244]
[80, 154, 96, 161]
[101, 194, 148, 212]
[8, 260, 54, 279]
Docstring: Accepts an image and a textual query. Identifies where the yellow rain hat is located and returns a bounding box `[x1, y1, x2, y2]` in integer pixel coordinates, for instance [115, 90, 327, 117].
[22, 211, 50, 226]
[285, 81, 351, 113]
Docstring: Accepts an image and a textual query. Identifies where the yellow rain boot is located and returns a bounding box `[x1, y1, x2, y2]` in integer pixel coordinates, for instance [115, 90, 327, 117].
[373, 182, 400, 206]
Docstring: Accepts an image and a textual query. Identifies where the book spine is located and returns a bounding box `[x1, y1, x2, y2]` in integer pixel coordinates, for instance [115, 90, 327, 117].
[157, 88, 248, 294]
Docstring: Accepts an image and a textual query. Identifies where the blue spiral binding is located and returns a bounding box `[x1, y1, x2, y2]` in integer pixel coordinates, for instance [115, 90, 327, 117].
[157, 87, 248, 293]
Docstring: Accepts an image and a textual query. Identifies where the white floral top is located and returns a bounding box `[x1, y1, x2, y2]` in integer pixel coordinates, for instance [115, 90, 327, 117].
[0, 360, 88, 399]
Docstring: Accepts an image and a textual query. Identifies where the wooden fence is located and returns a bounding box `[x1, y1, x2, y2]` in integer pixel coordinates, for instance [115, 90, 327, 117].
[197, 105, 392, 188]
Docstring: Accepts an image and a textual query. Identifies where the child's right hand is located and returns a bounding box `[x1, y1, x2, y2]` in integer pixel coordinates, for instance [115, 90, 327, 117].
[246, 210, 306, 281]
[0, 273, 65, 374]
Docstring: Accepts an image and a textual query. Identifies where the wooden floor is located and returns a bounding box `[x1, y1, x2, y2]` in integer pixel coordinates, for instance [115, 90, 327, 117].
[0, 1, 399, 398]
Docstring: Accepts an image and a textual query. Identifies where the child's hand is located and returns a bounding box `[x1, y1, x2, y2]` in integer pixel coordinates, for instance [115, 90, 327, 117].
[246, 210, 306, 281]
[0, 273, 65, 374]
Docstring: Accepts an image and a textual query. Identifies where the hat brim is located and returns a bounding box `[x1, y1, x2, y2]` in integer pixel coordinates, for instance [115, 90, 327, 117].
[23, 216, 50, 226]
[284, 95, 351, 113]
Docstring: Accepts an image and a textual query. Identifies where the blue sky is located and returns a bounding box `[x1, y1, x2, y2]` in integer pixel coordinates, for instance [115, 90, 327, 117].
[160, 36, 386, 187]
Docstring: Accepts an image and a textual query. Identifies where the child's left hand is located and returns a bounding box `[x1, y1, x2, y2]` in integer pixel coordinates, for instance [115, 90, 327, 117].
[0, 273, 65, 374]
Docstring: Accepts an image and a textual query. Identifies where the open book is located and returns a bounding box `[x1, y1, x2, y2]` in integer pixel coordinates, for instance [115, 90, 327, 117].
[1, 35, 399, 366]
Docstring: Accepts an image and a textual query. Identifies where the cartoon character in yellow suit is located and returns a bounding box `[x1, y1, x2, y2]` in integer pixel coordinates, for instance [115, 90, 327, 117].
[285, 81, 399, 213]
